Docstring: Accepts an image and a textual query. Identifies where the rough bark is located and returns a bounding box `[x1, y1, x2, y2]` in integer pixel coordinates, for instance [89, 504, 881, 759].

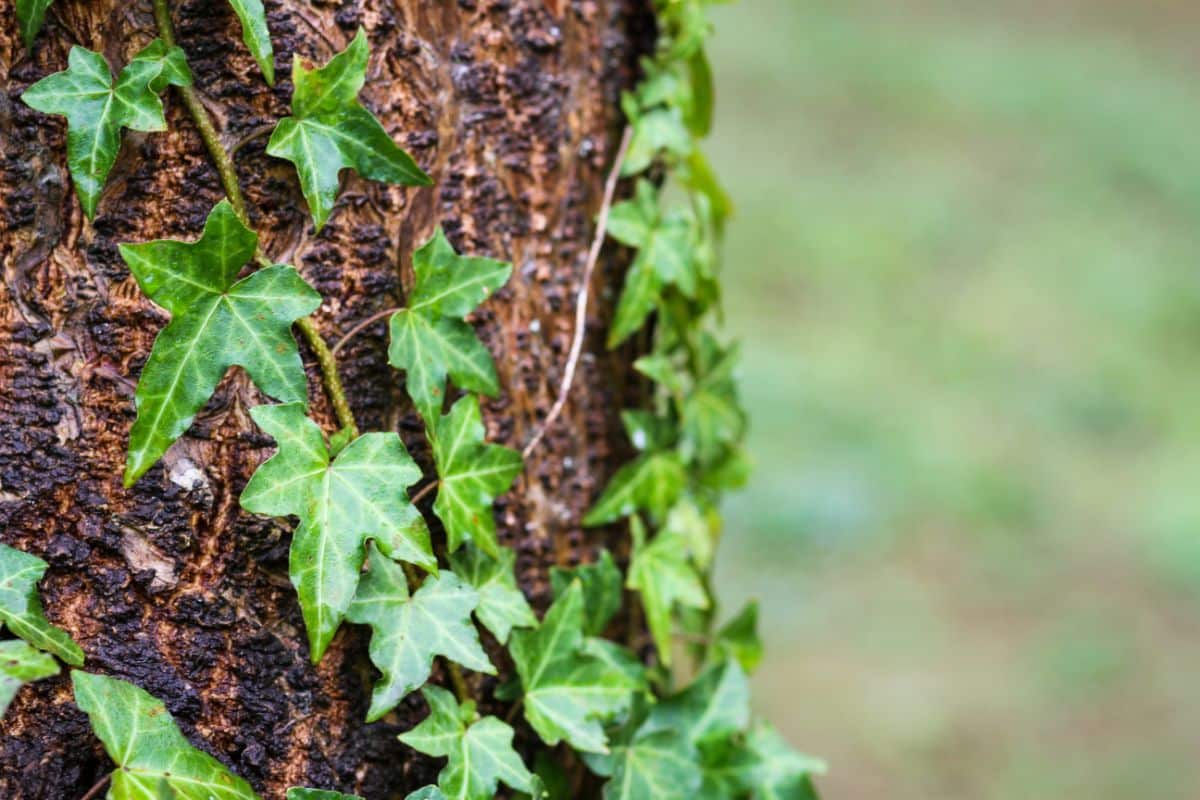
[0, 0, 652, 796]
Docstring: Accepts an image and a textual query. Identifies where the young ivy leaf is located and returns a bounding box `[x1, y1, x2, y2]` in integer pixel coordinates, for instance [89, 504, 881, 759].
[549, 550, 622, 636]
[509, 581, 642, 753]
[240, 403, 434, 662]
[0, 641, 59, 717]
[118, 200, 320, 485]
[399, 685, 534, 800]
[582, 451, 686, 527]
[21, 40, 192, 218]
[0, 544, 84, 666]
[713, 601, 763, 675]
[607, 180, 698, 348]
[388, 229, 512, 423]
[267, 28, 431, 230]
[346, 545, 493, 722]
[72, 671, 260, 800]
[626, 517, 709, 666]
[227, 0, 275, 85]
[680, 335, 746, 465]
[430, 395, 522, 557]
[16, 0, 54, 49]
[287, 791, 362, 800]
[446, 545, 536, 644]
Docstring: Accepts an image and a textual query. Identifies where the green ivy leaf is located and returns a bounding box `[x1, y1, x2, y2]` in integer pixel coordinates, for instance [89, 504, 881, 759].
[346, 545, 493, 721]
[118, 201, 320, 485]
[0, 544, 84, 665]
[663, 497, 718, 571]
[430, 395, 522, 557]
[72, 671, 260, 799]
[680, 335, 745, 465]
[713, 601, 762, 674]
[16, 0, 54, 49]
[227, 0, 274, 84]
[550, 550, 622, 636]
[447, 545, 536, 644]
[0, 641, 58, 716]
[22, 41, 192, 218]
[267, 28, 430, 230]
[399, 685, 534, 800]
[640, 659, 750, 747]
[582, 451, 686, 527]
[621, 103, 692, 178]
[606, 181, 698, 347]
[388, 229, 512, 423]
[287, 790, 363, 800]
[405, 788, 448, 800]
[591, 729, 699, 800]
[741, 721, 826, 800]
[509, 582, 641, 753]
[240, 402, 434, 662]
[626, 517, 709, 666]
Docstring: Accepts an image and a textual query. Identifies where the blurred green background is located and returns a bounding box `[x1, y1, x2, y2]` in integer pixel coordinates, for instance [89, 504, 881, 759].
[705, 1, 1200, 797]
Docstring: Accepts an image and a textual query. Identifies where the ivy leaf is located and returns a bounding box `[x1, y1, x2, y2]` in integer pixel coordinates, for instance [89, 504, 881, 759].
[447, 545, 536, 644]
[118, 201, 320, 485]
[592, 729, 699, 800]
[16, 0, 54, 49]
[0, 641, 59, 716]
[626, 518, 709, 666]
[621, 102, 692, 178]
[0, 544, 84, 665]
[22, 41, 192, 218]
[399, 685, 534, 800]
[267, 28, 430, 230]
[663, 497, 718, 571]
[640, 659, 750, 747]
[72, 671, 260, 800]
[742, 722, 826, 800]
[405, 788, 447, 800]
[680, 335, 745, 465]
[346, 546, 493, 721]
[430, 396, 522, 557]
[509, 582, 641, 753]
[550, 550, 622, 636]
[227, 0, 274, 84]
[582, 452, 685, 527]
[240, 402, 434, 662]
[388, 229, 512, 423]
[713, 601, 762, 674]
[287, 790, 363, 800]
[606, 181, 698, 347]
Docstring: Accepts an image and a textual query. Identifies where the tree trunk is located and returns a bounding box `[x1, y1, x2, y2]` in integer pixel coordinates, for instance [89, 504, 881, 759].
[0, 0, 652, 796]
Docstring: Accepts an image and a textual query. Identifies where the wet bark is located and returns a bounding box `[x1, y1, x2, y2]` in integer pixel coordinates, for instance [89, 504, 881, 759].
[0, 0, 652, 796]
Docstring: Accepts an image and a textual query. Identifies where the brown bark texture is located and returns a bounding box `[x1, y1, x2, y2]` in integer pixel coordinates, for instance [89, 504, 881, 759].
[0, 0, 653, 796]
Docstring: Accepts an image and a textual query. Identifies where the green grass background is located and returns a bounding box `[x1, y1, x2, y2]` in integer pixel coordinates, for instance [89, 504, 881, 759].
[705, 1, 1200, 796]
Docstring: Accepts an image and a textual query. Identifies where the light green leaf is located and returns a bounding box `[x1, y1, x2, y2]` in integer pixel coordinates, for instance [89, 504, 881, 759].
[399, 685, 533, 800]
[72, 671, 260, 800]
[550, 550, 622, 636]
[743, 721, 826, 800]
[509, 582, 641, 753]
[595, 730, 699, 800]
[287, 790, 363, 800]
[627, 518, 709, 666]
[0, 641, 59, 716]
[22, 41, 192, 218]
[388, 229, 512, 422]
[430, 395, 522, 557]
[447, 545, 535, 644]
[16, 0, 54, 49]
[663, 497, 718, 570]
[405, 788, 448, 800]
[227, 0, 274, 84]
[680, 336, 745, 465]
[582, 452, 686, 526]
[714, 601, 762, 674]
[347, 546, 493, 721]
[240, 403, 433, 662]
[639, 659, 750, 746]
[118, 201, 320, 485]
[267, 29, 430, 230]
[621, 106, 692, 177]
[0, 544, 84, 665]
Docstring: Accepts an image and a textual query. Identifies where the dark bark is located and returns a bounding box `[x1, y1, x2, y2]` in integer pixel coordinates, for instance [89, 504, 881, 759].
[0, 0, 652, 796]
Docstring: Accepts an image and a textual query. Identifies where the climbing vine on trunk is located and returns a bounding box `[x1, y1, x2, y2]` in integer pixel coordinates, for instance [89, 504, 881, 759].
[5, 1, 824, 798]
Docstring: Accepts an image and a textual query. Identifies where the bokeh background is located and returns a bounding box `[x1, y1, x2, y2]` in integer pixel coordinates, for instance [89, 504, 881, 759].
[706, 1, 1200, 797]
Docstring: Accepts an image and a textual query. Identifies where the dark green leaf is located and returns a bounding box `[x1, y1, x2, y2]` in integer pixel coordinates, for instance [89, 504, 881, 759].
[388, 229, 512, 422]
[714, 601, 762, 674]
[626, 518, 709, 665]
[447, 545, 536, 644]
[22, 41, 192, 217]
[582, 452, 686, 526]
[16, 0, 54, 49]
[347, 546, 493, 721]
[550, 550, 622, 636]
[227, 0, 274, 84]
[640, 659, 750, 747]
[287, 790, 363, 800]
[621, 106, 692, 177]
[240, 402, 433, 661]
[399, 685, 533, 800]
[0, 641, 58, 716]
[430, 396, 522, 557]
[118, 201, 320, 484]
[72, 671, 259, 799]
[0, 544, 84, 665]
[267, 29, 430, 230]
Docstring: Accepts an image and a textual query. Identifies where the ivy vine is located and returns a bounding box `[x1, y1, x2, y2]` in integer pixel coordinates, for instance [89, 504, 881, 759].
[6, 1, 824, 799]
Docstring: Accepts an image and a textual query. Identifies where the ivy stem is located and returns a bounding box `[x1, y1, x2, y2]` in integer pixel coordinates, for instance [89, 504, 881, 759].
[79, 773, 112, 800]
[446, 660, 471, 704]
[154, 0, 358, 439]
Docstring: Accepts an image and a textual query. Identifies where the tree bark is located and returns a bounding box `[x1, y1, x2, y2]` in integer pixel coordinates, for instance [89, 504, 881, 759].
[0, 0, 652, 796]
